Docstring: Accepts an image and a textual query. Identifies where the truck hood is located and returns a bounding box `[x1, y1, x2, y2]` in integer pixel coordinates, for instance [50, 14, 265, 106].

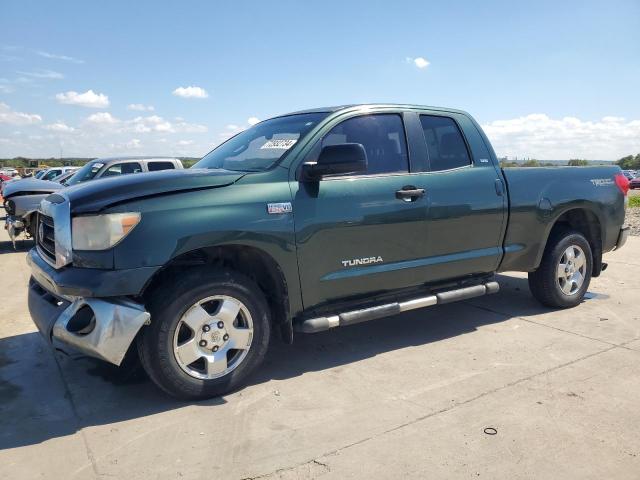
[62, 168, 247, 214]
[3, 177, 63, 198]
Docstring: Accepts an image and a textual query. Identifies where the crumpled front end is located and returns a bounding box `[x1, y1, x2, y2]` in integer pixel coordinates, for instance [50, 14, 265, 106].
[28, 278, 150, 365]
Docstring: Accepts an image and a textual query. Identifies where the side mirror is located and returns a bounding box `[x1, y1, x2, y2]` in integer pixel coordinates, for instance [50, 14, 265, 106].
[301, 143, 367, 181]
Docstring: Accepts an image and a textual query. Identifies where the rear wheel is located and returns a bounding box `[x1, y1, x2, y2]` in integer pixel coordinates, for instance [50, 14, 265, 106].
[528, 230, 593, 308]
[138, 269, 271, 400]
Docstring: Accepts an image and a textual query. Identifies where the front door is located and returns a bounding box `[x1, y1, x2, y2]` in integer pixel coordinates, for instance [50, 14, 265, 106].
[292, 113, 431, 310]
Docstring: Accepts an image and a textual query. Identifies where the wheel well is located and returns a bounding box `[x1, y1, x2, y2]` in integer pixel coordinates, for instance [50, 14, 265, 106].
[142, 245, 292, 343]
[548, 208, 603, 276]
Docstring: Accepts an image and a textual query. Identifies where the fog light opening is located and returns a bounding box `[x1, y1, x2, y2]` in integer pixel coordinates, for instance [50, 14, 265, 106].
[67, 305, 96, 335]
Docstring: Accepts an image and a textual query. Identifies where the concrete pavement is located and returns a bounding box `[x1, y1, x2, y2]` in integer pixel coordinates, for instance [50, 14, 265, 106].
[0, 228, 638, 479]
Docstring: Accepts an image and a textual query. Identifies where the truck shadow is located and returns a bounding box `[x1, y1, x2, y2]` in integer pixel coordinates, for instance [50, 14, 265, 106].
[0, 239, 34, 254]
[0, 273, 605, 450]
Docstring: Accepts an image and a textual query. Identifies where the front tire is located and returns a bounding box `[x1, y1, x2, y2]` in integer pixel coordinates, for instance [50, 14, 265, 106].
[528, 229, 593, 308]
[137, 269, 271, 400]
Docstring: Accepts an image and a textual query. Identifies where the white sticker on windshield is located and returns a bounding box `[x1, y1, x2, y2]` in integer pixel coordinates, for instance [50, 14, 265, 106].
[92, 162, 104, 169]
[260, 139, 297, 150]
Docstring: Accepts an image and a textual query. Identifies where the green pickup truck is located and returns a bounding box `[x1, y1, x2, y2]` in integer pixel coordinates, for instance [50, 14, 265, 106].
[27, 104, 630, 399]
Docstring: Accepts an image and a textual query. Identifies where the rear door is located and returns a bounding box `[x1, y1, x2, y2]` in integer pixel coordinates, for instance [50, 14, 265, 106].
[404, 111, 506, 280]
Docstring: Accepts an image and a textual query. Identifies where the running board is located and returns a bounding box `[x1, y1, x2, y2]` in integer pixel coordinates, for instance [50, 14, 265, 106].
[294, 281, 500, 333]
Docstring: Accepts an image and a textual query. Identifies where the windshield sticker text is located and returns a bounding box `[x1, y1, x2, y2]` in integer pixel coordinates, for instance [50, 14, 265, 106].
[260, 139, 297, 150]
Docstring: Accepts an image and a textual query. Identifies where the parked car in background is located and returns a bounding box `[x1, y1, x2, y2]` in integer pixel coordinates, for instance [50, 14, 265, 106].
[629, 176, 640, 189]
[3, 156, 183, 246]
[0, 167, 20, 178]
[38, 166, 80, 182]
[622, 170, 636, 181]
[0, 173, 14, 186]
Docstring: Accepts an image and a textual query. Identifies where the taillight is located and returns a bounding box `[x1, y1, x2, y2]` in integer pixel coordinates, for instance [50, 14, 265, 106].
[615, 173, 629, 196]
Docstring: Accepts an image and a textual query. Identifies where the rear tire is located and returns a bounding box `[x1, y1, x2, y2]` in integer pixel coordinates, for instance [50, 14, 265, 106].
[137, 268, 271, 400]
[528, 229, 593, 308]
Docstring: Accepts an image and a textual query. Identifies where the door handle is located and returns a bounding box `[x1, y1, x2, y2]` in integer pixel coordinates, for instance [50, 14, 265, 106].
[395, 186, 425, 202]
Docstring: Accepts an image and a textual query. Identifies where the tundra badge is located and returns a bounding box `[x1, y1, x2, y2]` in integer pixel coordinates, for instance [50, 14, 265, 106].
[341, 256, 383, 267]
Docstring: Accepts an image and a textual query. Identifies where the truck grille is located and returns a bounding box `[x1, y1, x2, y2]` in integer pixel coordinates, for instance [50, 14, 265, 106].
[37, 213, 56, 264]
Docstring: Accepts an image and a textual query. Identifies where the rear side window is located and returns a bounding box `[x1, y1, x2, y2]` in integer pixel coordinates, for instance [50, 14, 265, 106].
[147, 161, 176, 171]
[322, 114, 409, 175]
[101, 162, 143, 177]
[419, 115, 471, 171]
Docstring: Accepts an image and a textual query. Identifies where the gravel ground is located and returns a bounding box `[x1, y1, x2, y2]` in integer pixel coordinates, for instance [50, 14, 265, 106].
[627, 208, 640, 236]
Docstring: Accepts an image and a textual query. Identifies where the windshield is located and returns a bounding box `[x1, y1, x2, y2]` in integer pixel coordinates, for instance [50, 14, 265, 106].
[194, 113, 328, 172]
[65, 161, 104, 186]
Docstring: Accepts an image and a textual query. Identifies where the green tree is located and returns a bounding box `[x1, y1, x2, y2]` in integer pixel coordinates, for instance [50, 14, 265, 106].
[616, 154, 640, 170]
[522, 159, 541, 167]
[568, 159, 589, 166]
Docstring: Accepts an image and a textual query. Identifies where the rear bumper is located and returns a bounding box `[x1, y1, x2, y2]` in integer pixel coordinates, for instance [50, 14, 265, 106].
[28, 277, 150, 365]
[616, 225, 630, 250]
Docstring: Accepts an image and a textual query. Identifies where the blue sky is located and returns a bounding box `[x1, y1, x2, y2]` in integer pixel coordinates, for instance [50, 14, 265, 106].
[1, 0, 639, 159]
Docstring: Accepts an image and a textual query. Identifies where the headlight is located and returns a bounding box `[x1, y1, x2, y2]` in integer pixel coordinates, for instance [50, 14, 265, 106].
[72, 212, 141, 250]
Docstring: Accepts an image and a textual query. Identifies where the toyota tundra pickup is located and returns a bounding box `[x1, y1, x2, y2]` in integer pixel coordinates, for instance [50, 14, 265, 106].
[26, 104, 630, 399]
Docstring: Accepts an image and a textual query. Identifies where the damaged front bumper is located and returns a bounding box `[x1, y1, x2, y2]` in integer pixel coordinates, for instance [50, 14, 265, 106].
[28, 278, 150, 365]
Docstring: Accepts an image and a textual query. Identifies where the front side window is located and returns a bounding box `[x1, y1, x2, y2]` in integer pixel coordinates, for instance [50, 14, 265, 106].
[320, 114, 409, 175]
[419, 115, 471, 171]
[195, 113, 328, 172]
[101, 162, 143, 177]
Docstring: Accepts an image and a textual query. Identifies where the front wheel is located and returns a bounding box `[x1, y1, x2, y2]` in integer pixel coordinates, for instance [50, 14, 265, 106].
[137, 269, 271, 400]
[528, 230, 593, 308]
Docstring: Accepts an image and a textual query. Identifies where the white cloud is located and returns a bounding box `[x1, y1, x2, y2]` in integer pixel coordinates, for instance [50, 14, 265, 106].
[482, 114, 640, 160]
[247, 116, 260, 126]
[226, 124, 240, 130]
[406, 57, 430, 69]
[0, 108, 211, 157]
[174, 120, 207, 133]
[84, 113, 207, 135]
[126, 138, 142, 149]
[17, 69, 64, 79]
[86, 112, 119, 124]
[172, 85, 208, 99]
[35, 50, 84, 64]
[0, 102, 42, 125]
[127, 103, 154, 111]
[56, 89, 109, 108]
[43, 122, 74, 133]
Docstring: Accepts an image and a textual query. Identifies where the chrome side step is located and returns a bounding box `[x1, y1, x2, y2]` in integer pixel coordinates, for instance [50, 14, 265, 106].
[294, 281, 499, 333]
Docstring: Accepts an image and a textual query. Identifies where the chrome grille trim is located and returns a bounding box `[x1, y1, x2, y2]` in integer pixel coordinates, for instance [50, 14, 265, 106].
[38, 194, 72, 269]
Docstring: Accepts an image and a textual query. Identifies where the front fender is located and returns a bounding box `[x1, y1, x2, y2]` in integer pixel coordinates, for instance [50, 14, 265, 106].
[110, 175, 303, 315]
